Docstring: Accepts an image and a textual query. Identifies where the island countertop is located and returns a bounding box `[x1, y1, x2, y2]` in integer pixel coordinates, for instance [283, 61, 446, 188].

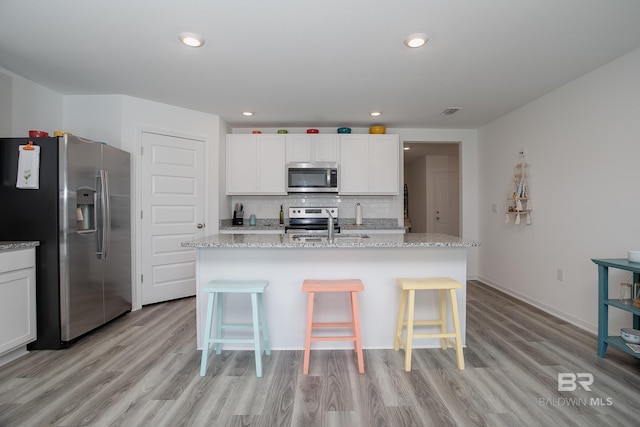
[182, 232, 479, 249]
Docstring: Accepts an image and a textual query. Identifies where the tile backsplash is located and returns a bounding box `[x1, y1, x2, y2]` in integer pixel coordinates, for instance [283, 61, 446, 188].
[229, 194, 402, 224]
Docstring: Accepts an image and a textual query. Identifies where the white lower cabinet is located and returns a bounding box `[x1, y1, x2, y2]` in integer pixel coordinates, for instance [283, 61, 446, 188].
[339, 134, 399, 195]
[0, 247, 37, 365]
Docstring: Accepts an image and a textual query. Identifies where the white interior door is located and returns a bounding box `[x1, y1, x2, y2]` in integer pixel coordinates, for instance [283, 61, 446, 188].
[434, 171, 460, 236]
[141, 132, 205, 305]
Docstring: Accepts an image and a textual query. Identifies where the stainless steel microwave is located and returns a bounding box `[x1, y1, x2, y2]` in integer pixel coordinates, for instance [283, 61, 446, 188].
[286, 162, 338, 193]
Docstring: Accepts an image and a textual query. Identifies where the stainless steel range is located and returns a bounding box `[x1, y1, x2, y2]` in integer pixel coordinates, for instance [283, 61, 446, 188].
[285, 207, 340, 234]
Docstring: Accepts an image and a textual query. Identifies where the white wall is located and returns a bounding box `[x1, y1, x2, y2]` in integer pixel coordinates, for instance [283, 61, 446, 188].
[0, 68, 63, 137]
[0, 72, 12, 135]
[63, 95, 123, 146]
[478, 47, 640, 334]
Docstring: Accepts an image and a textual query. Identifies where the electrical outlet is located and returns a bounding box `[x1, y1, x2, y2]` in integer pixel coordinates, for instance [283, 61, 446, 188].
[557, 268, 563, 281]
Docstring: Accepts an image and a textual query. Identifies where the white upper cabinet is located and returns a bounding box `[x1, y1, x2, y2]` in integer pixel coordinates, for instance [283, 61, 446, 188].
[339, 134, 399, 195]
[285, 134, 339, 163]
[226, 133, 399, 196]
[226, 134, 286, 195]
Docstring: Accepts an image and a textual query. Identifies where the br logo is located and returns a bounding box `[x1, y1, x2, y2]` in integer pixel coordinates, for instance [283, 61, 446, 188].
[557, 373, 593, 391]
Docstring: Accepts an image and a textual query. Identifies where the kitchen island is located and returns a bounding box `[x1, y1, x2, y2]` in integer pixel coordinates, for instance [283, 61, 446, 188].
[182, 233, 479, 351]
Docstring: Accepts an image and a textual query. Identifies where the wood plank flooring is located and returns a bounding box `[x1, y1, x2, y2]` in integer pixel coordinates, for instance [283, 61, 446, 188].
[1, 280, 639, 426]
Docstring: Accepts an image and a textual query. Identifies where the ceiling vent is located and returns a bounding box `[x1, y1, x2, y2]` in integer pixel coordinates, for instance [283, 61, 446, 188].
[440, 108, 461, 115]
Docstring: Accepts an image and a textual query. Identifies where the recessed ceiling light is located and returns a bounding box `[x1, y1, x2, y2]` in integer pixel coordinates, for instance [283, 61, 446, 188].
[179, 32, 205, 48]
[242, 111, 254, 117]
[370, 111, 382, 117]
[403, 33, 428, 48]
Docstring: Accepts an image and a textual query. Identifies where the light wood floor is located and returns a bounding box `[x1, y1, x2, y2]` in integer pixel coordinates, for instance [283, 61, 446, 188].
[1, 280, 639, 426]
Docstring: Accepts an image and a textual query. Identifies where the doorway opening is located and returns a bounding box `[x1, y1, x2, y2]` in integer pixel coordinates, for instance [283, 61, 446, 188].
[403, 142, 461, 236]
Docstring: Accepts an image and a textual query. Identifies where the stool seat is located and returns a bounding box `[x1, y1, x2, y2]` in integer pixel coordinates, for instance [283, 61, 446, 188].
[200, 279, 270, 377]
[302, 279, 365, 375]
[396, 277, 462, 291]
[203, 280, 270, 293]
[302, 279, 364, 293]
[394, 277, 465, 371]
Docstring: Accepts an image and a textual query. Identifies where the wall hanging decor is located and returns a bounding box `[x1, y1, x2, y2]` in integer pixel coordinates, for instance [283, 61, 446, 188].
[504, 162, 531, 225]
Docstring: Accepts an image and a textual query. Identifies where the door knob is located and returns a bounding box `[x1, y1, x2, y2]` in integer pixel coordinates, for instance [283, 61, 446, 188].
[197, 223, 205, 229]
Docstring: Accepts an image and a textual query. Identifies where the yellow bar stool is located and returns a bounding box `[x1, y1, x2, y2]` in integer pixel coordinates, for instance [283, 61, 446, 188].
[394, 277, 465, 371]
[200, 280, 270, 377]
[302, 279, 365, 375]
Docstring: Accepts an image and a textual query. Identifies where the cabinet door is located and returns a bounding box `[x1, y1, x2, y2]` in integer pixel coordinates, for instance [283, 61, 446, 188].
[369, 135, 399, 194]
[0, 249, 36, 355]
[257, 135, 286, 194]
[285, 135, 312, 163]
[313, 135, 339, 162]
[285, 134, 338, 163]
[339, 135, 369, 194]
[226, 135, 258, 194]
[227, 134, 286, 195]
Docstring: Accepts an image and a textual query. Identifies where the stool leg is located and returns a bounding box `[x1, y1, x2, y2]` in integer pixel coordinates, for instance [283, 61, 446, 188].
[200, 292, 216, 376]
[404, 289, 416, 371]
[258, 292, 270, 355]
[251, 292, 263, 377]
[215, 292, 224, 355]
[439, 289, 447, 350]
[449, 288, 465, 370]
[394, 289, 407, 351]
[351, 291, 365, 374]
[303, 292, 315, 375]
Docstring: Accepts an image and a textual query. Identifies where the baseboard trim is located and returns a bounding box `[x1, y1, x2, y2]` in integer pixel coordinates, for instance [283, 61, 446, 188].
[475, 275, 597, 335]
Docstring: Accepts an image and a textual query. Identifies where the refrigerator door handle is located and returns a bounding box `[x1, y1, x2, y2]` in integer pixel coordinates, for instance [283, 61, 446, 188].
[99, 169, 111, 259]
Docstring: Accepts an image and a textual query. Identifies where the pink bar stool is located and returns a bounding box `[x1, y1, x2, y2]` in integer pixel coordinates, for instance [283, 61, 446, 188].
[302, 279, 365, 375]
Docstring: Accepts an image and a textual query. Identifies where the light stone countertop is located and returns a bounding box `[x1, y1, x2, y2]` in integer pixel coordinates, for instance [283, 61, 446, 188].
[182, 233, 479, 249]
[0, 241, 40, 252]
[219, 218, 404, 232]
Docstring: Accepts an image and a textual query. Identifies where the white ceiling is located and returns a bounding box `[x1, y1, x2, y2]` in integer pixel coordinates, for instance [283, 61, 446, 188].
[1, 0, 640, 129]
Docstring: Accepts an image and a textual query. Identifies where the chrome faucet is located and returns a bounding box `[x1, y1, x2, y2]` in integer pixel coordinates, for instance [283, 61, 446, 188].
[326, 209, 335, 242]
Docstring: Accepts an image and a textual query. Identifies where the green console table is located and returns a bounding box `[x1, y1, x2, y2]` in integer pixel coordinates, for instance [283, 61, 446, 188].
[592, 258, 640, 358]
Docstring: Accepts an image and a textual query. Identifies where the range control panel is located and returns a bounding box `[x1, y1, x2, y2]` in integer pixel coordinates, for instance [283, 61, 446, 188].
[288, 207, 338, 219]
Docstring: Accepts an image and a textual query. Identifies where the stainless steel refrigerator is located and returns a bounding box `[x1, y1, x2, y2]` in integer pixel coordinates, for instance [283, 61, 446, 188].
[0, 135, 131, 349]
